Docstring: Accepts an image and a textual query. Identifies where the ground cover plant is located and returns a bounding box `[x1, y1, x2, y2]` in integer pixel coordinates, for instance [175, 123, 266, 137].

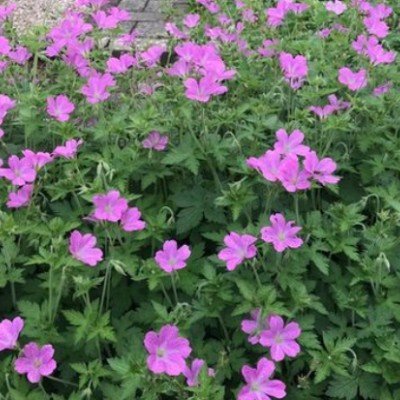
[0, 0, 399, 398]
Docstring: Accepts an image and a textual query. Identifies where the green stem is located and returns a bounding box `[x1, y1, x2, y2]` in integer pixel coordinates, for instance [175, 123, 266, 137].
[39, 382, 49, 400]
[99, 261, 112, 316]
[218, 315, 230, 343]
[294, 194, 300, 222]
[48, 266, 54, 322]
[52, 267, 67, 323]
[170, 272, 179, 304]
[10, 281, 17, 309]
[160, 281, 173, 307]
[47, 375, 79, 388]
[251, 263, 262, 289]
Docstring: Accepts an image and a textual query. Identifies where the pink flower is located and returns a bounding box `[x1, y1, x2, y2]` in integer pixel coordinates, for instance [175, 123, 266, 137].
[325, 0, 347, 15]
[373, 82, 392, 96]
[155, 240, 191, 273]
[0, 317, 24, 351]
[46, 95, 75, 122]
[238, 357, 286, 400]
[0, 94, 16, 124]
[183, 13, 200, 28]
[308, 105, 336, 119]
[0, 36, 11, 55]
[363, 16, 389, 38]
[106, 53, 136, 74]
[81, 73, 116, 104]
[218, 232, 257, 271]
[140, 44, 166, 68]
[52, 139, 83, 159]
[241, 309, 269, 345]
[304, 151, 340, 185]
[309, 95, 350, 119]
[274, 129, 309, 156]
[258, 39, 279, 58]
[144, 324, 192, 376]
[165, 23, 189, 40]
[0, 3, 16, 22]
[69, 230, 103, 267]
[142, 131, 169, 151]
[279, 52, 308, 90]
[247, 150, 282, 183]
[260, 315, 301, 361]
[8, 46, 31, 65]
[261, 213, 303, 252]
[22, 150, 53, 170]
[92, 190, 128, 222]
[338, 67, 367, 91]
[278, 155, 312, 192]
[92, 7, 130, 29]
[184, 76, 227, 102]
[0, 155, 36, 186]
[7, 184, 34, 208]
[120, 207, 146, 232]
[183, 359, 214, 386]
[327, 94, 350, 111]
[115, 32, 137, 47]
[14, 342, 57, 383]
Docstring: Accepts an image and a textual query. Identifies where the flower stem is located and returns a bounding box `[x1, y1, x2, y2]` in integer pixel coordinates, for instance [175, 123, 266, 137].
[47, 375, 79, 388]
[170, 272, 179, 304]
[160, 281, 173, 307]
[294, 194, 300, 222]
[251, 263, 262, 289]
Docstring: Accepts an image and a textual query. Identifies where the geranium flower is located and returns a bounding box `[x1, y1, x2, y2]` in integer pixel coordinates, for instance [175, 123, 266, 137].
[303, 151, 340, 185]
[260, 315, 301, 361]
[261, 213, 303, 252]
[120, 207, 146, 232]
[241, 309, 269, 345]
[142, 131, 169, 151]
[155, 240, 191, 273]
[338, 67, 368, 91]
[22, 150, 53, 170]
[238, 357, 286, 400]
[0, 94, 16, 124]
[14, 342, 57, 383]
[278, 155, 312, 192]
[183, 359, 214, 386]
[81, 73, 116, 104]
[69, 230, 103, 267]
[144, 324, 192, 376]
[52, 139, 83, 159]
[273, 129, 309, 156]
[7, 184, 34, 208]
[0, 155, 36, 186]
[183, 13, 200, 28]
[279, 52, 308, 90]
[0, 317, 24, 351]
[184, 76, 227, 102]
[92, 190, 128, 222]
[218, 232, 257, 271]
[325, 0, 347, 15]
[247, 150, 282, 183]
[46, 95, 75, 122]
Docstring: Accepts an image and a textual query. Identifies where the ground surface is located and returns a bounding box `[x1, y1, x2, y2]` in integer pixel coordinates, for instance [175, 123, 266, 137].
[11, 0, 188, 41]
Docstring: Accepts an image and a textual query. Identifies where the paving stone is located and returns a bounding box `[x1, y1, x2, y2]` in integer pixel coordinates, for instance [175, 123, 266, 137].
[131, 12, 164, 22]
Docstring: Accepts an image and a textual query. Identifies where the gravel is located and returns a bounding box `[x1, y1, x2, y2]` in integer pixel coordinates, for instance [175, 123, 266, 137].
[11, 0, 75, 35]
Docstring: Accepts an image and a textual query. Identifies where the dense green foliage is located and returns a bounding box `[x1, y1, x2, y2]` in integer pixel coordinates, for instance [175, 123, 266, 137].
[1, 0, 400, 398]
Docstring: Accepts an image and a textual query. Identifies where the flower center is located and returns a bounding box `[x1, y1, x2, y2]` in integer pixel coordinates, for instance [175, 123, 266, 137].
[251, 382, 260, 392]
[278, 232, 286, 242]
[275, 333, 283, 344]
[33, 358, 42, 368]
[156, 347, 165, 358]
